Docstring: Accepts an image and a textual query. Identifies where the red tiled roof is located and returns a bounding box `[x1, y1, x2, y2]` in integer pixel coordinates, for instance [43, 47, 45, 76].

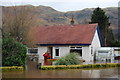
[30, 24, 98, 45]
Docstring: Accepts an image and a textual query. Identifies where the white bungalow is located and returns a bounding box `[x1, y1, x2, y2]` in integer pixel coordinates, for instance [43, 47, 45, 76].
[30, 24, 102, 62]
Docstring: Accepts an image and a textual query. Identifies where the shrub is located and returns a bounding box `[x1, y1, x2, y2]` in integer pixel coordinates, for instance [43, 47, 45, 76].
[55, 53, 80, 65]
[2, 38, 27, 66]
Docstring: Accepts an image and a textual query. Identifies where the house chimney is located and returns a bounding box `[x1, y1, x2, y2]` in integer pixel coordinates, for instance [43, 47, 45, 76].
[70, 15, 74, 26]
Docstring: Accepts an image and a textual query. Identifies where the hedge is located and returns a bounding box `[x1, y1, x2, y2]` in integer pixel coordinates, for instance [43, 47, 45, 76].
[0, 66, 24, 71]
[40, 63, 120, 70]
[2, 37, 27, 66]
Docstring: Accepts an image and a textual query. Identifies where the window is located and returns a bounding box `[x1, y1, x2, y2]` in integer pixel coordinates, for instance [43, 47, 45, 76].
[76, 47, 82, 49]
[70, 47, 75, 49]
[70, 46, 82, 49]
[114, 49, 120, 51]
[91, 47, 93, 55]
[70, 46, 82, 57]
[28, 48, 38, 54]
[55, 47, 59, 56]
[98, 51, 108, 53]
[70, 49, 82, 56]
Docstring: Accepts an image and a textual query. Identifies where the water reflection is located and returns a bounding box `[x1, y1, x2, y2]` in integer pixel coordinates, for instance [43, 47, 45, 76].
[2, 57, 120, 78]
[2, 68, 120, 78]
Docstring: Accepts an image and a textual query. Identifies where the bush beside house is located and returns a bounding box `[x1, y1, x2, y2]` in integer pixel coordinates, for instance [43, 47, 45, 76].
[55, 53, 80, 65]
[2, 37, 27, 66]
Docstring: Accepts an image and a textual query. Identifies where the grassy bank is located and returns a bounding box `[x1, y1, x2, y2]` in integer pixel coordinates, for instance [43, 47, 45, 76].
[0, 66, 24, 71]
[40, 63, 120, 70]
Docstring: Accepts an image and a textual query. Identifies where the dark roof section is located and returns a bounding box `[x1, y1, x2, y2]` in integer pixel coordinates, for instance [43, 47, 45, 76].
[30, 24, 98, 45]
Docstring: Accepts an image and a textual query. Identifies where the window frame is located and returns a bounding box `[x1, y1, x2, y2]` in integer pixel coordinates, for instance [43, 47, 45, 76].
[70, 46, 82, 49]
[70, 46, 82, 57]
[55, 47, 60, 57]
[27, 48, 38, 54]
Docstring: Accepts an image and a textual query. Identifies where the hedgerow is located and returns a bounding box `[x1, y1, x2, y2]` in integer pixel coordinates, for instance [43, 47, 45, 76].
[0, 66, 24, 71]
[40, 63, 120, 70]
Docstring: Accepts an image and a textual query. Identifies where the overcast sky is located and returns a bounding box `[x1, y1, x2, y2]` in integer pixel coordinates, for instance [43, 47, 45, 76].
[1, 0, 120, 12]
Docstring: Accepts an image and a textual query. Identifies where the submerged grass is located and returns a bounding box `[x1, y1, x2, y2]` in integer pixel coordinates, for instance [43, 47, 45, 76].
[40, 63, 120, 70]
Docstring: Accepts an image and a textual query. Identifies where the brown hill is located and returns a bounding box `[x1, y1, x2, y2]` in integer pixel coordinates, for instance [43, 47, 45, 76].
[2, 5, 118, 26]
[2, 5, 119, 39]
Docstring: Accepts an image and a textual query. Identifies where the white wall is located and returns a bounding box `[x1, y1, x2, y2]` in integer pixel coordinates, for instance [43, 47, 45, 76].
[53, 46, 70, 59]
[82, 46, 91, 61]
[38, 46, 70, 59]
[38, 46, 47, 60]
[59, 46, 70, 57]
[91, 29, 101, 61]
[38, 45, 93, 62]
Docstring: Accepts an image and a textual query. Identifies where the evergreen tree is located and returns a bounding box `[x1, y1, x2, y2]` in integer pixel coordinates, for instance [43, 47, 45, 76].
[90, 7, 114, 46]
[2, 36, 27, 66]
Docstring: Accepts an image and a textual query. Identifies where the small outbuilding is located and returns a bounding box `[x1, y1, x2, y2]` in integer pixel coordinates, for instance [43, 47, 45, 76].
[95, 47, 114, 61]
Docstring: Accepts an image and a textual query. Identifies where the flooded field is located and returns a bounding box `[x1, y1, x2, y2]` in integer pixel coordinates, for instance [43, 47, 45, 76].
[2, 58, 120, 78]
[2, 67, 120, 78]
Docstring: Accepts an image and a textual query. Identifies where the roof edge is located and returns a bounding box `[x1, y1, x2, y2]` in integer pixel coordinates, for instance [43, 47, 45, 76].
[36, 44, 91, 46]
[97, 26, 103, 46]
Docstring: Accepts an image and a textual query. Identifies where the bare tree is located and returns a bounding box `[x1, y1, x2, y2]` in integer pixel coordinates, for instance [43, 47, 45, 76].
[83, 18, 89, 24]
[2, 5, 37, 47]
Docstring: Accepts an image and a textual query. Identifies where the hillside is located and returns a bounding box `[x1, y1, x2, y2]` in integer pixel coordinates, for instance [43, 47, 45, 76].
[2, 5, 118, 26]
[2, 5, 119, 39]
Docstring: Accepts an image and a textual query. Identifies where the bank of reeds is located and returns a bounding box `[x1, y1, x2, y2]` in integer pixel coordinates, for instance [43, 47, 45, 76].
[40, 63, 120, 70]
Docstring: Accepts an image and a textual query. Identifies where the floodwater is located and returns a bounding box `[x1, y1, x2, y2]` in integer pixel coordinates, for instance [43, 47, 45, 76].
[2, 58, 120, 78]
